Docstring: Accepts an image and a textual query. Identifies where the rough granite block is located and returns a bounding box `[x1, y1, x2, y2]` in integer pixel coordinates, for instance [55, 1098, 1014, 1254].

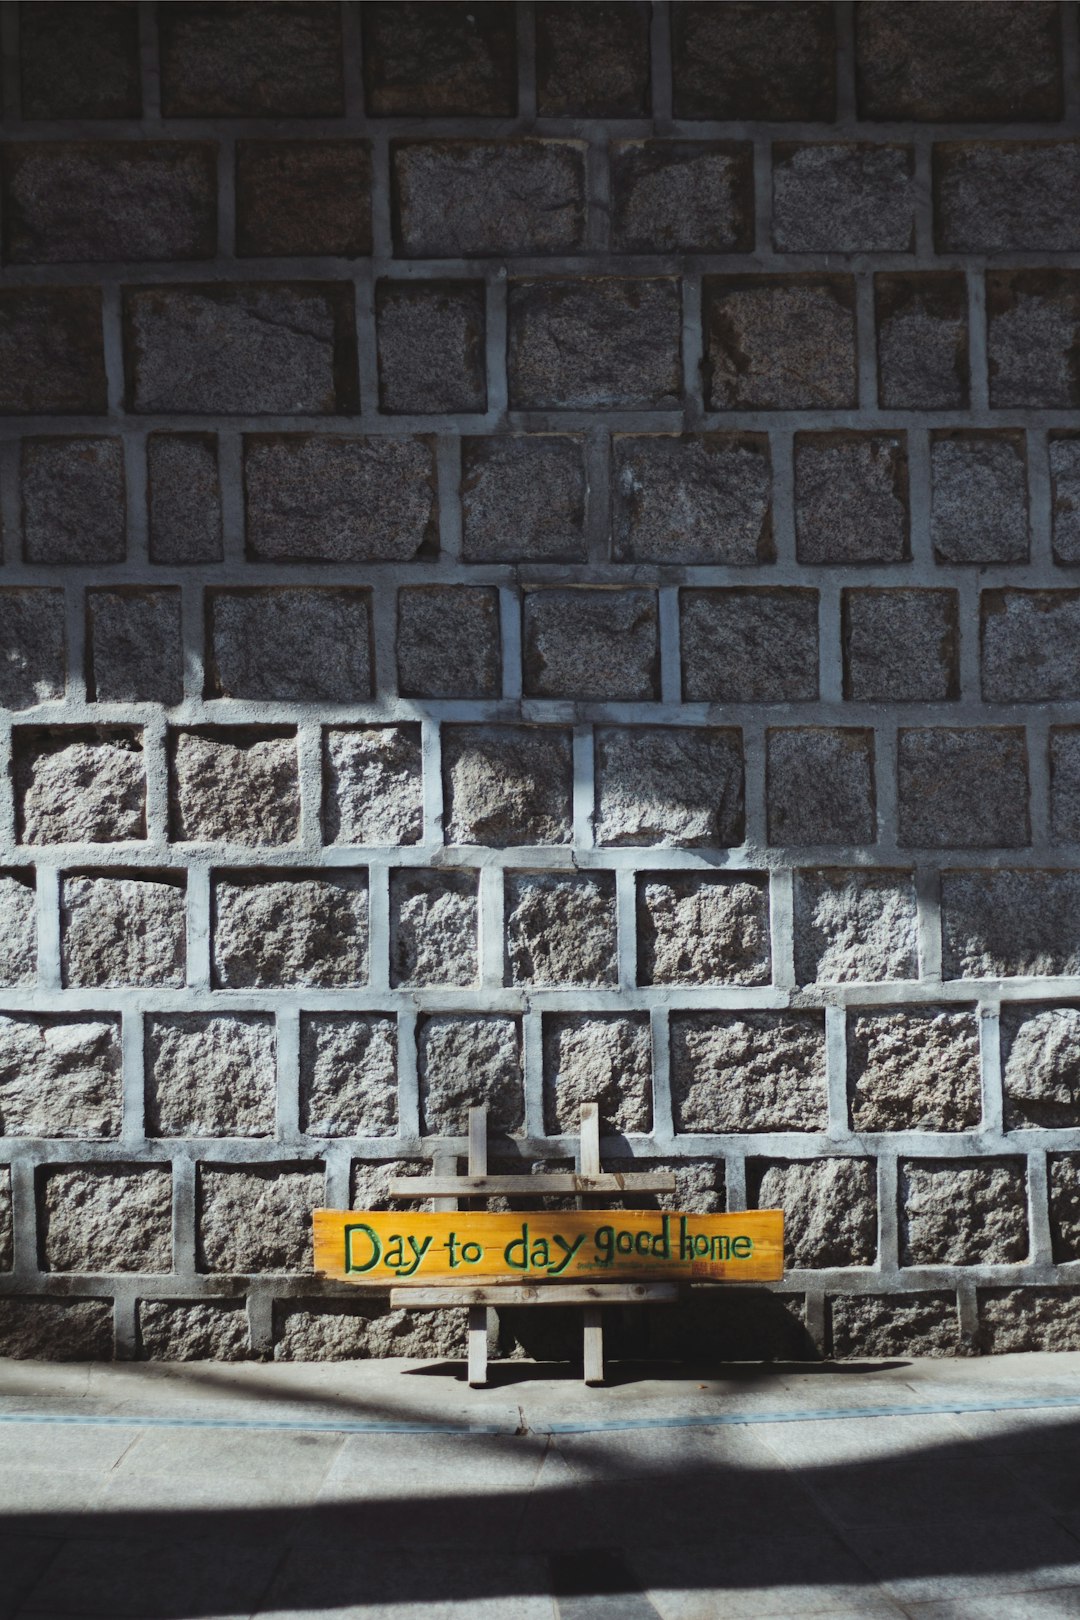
[508, 278, 682, 410]
[61, 875, 186, 989]
[350, 1158, 431, 1215]
[542, 1013, 651, 1136]
[0, 1298, 113, 1360]
[274, 1298, 466, 1360]
[671, 1012, 827, 1133]
[213, 874, 368, 990]
[236, 140, 372, 259]
[523, 588, 659, 701]
[20, 2, 140, 119]
[418, 1015, 523, 1136]
[389, 870, 478, 988]
[0, 289, 106, 415]
[0, 875, 37, 987]
[842, 589, 959, 703]
[506, 873, 617, 988]
[875, 271, 969, 411]
[376, 281, 486, 415]
[170, 729, 299, 846]
[935, 142, 1080, 254]
[987, 271, 1080, 411]
[766, 729, 876, 848]
[681, 589, 818, 704]
[147, 434, 222, 565]
[207, 589, 372, 703]
[1050, 1157, 1080, 1262]
[979, 1288, 1080, 1354]
[981, 590, 1080, 704]
[848, 1007, 981, 1132]
[397, 586, 501, 699]
[146, 1014, 276, 1138]
[0, 1167, 10, 1271]
[795, 433, 909, 565]
[442, 725, 572, 848]
[773, 143, 915, 253]
[392, 139, 585, 258]
[831, 1294, 960, 1360]
[41, 1165, 172, 1273]
[704, 276, 857, 411]
[536, 2, 650, 117]
[638, 874, 770, 987]
[22, 437, 126, 565]
[1003, 1006, 1080, 1129]
[942, 869, 1080, 980]
[793, 869, 918, 987]
[299, 1014, 398, 1137]
[461, 435, 586, 564]
[159, 1, 344, 116]
[611, 141, 754, 254]
[752, 1160, 877, 1270]
[1051, 729, 1080, 843]
[672, 2, 836, 120]
[1051, 435, 1080, 565]
[87, 590, 183, 706]
[897, 728, 1030, 850]
[197, 1164, 324, 1274]
[0, 1014, 120, 1137]
[613, 435, 772, 565]
[930, 431, 1029, 564]
[324, 726, 423, 847]
[0, 590, 65, 710]
[361, 2, 516, 117]
[16, 730, 145, 845]
[138, 1300, 250, 1361]
[595, 726, 744, 849]
[900, 1160, 1028, 1267]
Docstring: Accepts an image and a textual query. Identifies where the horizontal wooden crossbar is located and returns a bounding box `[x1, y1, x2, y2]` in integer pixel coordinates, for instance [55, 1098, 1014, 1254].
[390, 1283, 680, 1309]
[389, 1172, 677, 1197]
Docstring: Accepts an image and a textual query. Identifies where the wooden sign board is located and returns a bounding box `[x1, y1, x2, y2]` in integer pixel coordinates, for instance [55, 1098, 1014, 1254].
[314, 1208, 784, 1286]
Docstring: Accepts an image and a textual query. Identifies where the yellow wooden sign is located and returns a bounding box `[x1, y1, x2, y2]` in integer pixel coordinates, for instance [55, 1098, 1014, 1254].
[313, 1208, 784, 1285]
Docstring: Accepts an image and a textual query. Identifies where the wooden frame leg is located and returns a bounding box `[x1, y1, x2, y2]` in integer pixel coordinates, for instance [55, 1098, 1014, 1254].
[468, 1303, 488, 1386]
[583, 1305, 604, 1385]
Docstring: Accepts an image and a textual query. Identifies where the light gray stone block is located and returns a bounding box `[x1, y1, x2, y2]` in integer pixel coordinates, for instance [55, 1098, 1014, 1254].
[17, 732, 145, 845]
[1002, 1006, 1080, 1129]
[848, 1008, 981, 1132]
[672, 1012, 827, 1132]
[274, 1300, 466, 1360]
[0, 1298, 113, 1360]
[754, 1159, 877, 1269]
[830, 1293, 960, 1359]
[595, 727, 744, 849]
[41, 1165, 172, 1273]
[443, 726, 572, 848]
[638, 874, 770, 987]
[978, 1288, 1080, 1353]
[138, 1300, 250, 1360]
[900, 1160, 1028, 1266]
[418, 1015, 523, 1136]
[794, 868, 918, 986]
[300, 1014, 398, 1137]
[0, 1014, 120, 1138]
[389, 870, 478, 987]
[506, 873, 617, 987]
[542, 1013, 651, 1135]
[0, 873, 37, 987]
[62, 875, 186, 988]
[324, 726, 423, 847]
[146, 1014, 276, 1137]
[197, 1164, 324, 1274]
[213, 874, 368, 989]
[171, 729, 300, 846]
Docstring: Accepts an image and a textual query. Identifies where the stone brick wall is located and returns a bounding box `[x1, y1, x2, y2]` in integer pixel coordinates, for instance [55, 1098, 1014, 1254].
[2, 0, 1080, 1363]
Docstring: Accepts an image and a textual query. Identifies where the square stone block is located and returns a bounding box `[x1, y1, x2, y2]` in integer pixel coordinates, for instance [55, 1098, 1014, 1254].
[0, 1014, 120, 1138]
[22, 437, 125, 565]
[170, 729, 300, 846]
[508, 277, 682, 410]
[611, 140, 753, 254]
[793, 868, 918, 986]
[981, 590, 1080, 703]
[87, 590, 183, 706]
[613, 435, 771, 565]
[751, 1159, 877, 1269]
[0, 590, 65, 711]
[324, 726, 423, 847]
[389, 869, 478, 988]
[197, 1163, 324, 1274]
[361, 1, 517, 116]
[397, 586, 501, 699]
[638, 873, 770, 987]
[146, 1014, 276, 1138]
[207, 589, 372, 702]
[900, 1160, 1028, 1266]
[875, 271, 969, 410]
[376, 280, 486, 417]
[942, 869, 1080, 980]
[20, 1, 141, 119]
[595, 726, 744, 848]
[0, 289, 106, 415]
[848, 1007, 981, 1132]
[40, 1164, 172, 1274]
[300, 1014, 398, 1137]
[506, 872, 617, 987]
[897, 728, 1029, 849]
[542, 1013, 651, 1135]
[418, 1015, 523, 1137]
[523, 588, 659, 701]
[1002, 1005, 1080, 1129]
[704, 276, 856, 410]
[61, 874, 186, 989]
[461, 435, 587, 564]
[766, 728, 876, 848]
[236, 139, 371, 258]
[987, 270, 1080, 410]
[931, 430, 1029, 564]
[671, 1012, 827, 1132]
[138, 1300, 250, 1362]
[681, 589, 818, 704]
[795, 432, 909, 565]
[16, 729, 145, 845]
[773, 143, 915, 253]
[442, 725, 572, 848]
[213, 873, 368, 989]
[536, 2, 650, 117]
[842, 589, 959, 703]
[978, 1288, 1080, 1355]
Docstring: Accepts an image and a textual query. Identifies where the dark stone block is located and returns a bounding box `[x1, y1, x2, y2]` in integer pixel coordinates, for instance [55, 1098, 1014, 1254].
[362, 2, 517, 117]
[795, 432, 909, 564]
[523, 588, 659, 701]
[508, 277, 682, 411]
[614, 435, 771, 566]
[147, 434, 223, 566]
[981, 590, 1080, 704]
[987, 270, 1080, 410]
[392, 140, 585, 258]
[704, 276, 857, 411]
[0, 591, 65, 710]
[672, 2, 836, 120]
[935, 141, 1080, 254]
[207, 589, 372, 703]
[681, 589, 818, 704]
[159, 1, 344, 116]
[843, 589, 959, 704]
[0, 289, 106, 415]
[396, 586, 501, 699]
[87, 590, 184, 706]
[535, 2, 650, 117]
[930, 431, 1028, 565]
[376, 281, 486, 416]
[897, 728, 1030, 850]
[22, 438, 126, 565]
[236, 141, 372, 259]
[875, 272, 969, 411]
[767, 729, 877, 848]
[20, 2, 140, 120]
[611, 141, 754, 254]
[773, 143, 915, 253]
[461, 435, 587, 563]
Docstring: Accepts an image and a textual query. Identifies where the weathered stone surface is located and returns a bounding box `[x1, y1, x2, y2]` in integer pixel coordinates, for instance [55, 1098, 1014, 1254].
[979, 1288, 1080, 1354]
[20, 2, 139, 119]
[774, 143, 914, 253]
[461, 435, 586, 564]
[595, 726, 744, 848]
[389, 870, 478, 988]
[930, 431, 1029, 564]
[704, 276, 856, 411]
[767, 729, 876, 848]
[0, 875, 36, 987]
[146, 1014, 276, 1138]
[1051, 729, 1080, 843]
[393, 139, 585, 258]
[0, 288, 106, 415]
[300, 1014, 398, 1137]
[351, 1158, 430, 1215]
[506, 873, 617, 987]
[275, 1299, 466, 1360]
[754, 1160, 877, 1269]
[0, 1167, 10, 1271]
[197, 1164, 324, 1274]
[4, 141, 217, 264]
[41, 1165, 172, 1273]
[214, 875, 368, 989]
[21, 437, 125, 565]
[159, 1, 344, 117]
[147, 433, 222, 565]
[900, 1161, 1028, 1266]
[942, 869, 1080, 980]
[935, 142, 1080, 254]
[171, 729, 299, 846]
[324, 727, 423, 847]
[843, 588, 959, 703]
[397, 586, 501, 699]
[443, 726, 572, 848]
[536, 2, 650, 117]
[88, 590, 183, 706]
[671, 1013, 827, 1133]
[875, 271, 969, 411]
[613, 435, 771, 565]
[0, 590, 65, 710]
[987, 270, 1080, 410]
[138, 1300, 250, 1361]
[611, 141, 753, 254]
[62, 875, 186, 989]
[672, 2, 836, 120]
[793, 869, 918, 986]
[236, 140, 372, 259]
[638, 875, 770, 987]
[897, 728, 1029, 850]
[1050, 1156, 1080, 1261]
[795, 433, 909, 564]
[361, 1, 516, 117]
[831, 1294, 960, 1360]
[123, 283, 358, 415]
[523, 588, 658, 701]
[1051, 436, 1080, 565]
[17, 731, 145, 845]
[0, 1299, 113, 1361]
[418, 1015, 523, 1136]
[207, 589, 372, 702]
[376, 280, 486, 415]
[849, 1008, 981, 1132]
[1002, 1006, 1080, 1129]
[981, 591, 1080, 704]
[0, 1015, 120, 1137]
[508, 278, 681, 410]
[543, 1014, 651, 1136]
[681, 589, 819, 704]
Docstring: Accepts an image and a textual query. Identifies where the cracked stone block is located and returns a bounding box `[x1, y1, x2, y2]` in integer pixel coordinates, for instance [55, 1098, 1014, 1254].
[41, 1165, 172, 1273]
[638, 874, 770, 988]
[931, 431, 1029, 564]
[300, 1014, 398, 1138]
[595, 727, 744, 849]
[848, 1008, 981, 1133]
[389, 870, 478, 988]
[170, 729, 300, 846]
[681, 589, 818, 704]
[613, 435, 771, 565]
[392, 138, 585, 257]
[935, 141, 1080, 254]
[843, 588, 959, 703]
[875, 271, 969, 411]
[611, 141, 753, 254]
[87, 589, 183, 706]
[442, 725, 572, 848]
[506, 873, 617, 988]
[982, 591, 1080, 704]
[397, 586, 501, 699]
[0, 288, 107, 415]
[0, 875, 36, 988]
[0, 1167, 10, 1271]
[0, 590, 65, 710]
[795, 432, 909, 564]
[671, 1013, 827, 1133]
[672, 2, 836, 120]
[793, 868, 918, 987]
[897, 728, 1029, 850]
[21, 437, 125, 565]
[237, 139, 371, 259]
[213, 874, 368, 990]
[774, 143, 915, 253]
[942, 869, 1080, 981]
[1051, 436, 1080, 565]
[138, 1300, 250, 1361]
[160, 1, 343, 116]
[987, 270, 1080, 411]
[62, 875, 186, 989]
[147, 433, 222, 565]
[197, 1164, 324, 1274]
[543, 1014, 651, 1136]
[831, 1294, 960, 1360]
[16, 730, 145, 845]
[704, 275, 856, 411]
[361, 1, 516, 117]
[979, 1288, 1080, 1354]
[752, 1160, 877, 1270]
[1050, 1156, 1080, 1262]
[376, 280, 486, 415]
[900, 1161, 1028, 1267]
[324, 726, 423, 847]
[20, 1, 141, 119]
[767, 729, 876, 848]
[508, 277, 682, 410]
[1002, 1006, 1080, 1129]
[207, 588, 372, 702]
[418, 1015, 523, 1137]
[536, 2, 650, 117]
[461, 435, 586, 564]
[0, 1298, 113, 1361]
[0, 1014, 120, 1138]
[523, 588, 659, 701]
[146, 1014, 276, 1138]
[274, 1299, 466, 1360]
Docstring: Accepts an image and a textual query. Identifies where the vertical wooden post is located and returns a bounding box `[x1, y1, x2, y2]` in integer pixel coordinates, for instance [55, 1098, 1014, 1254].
[466, 1106, 489, 1387]
[579, 1102, 605, 1386]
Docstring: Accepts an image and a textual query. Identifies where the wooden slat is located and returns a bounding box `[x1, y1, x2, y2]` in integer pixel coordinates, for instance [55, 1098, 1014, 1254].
[579, 1103, 601, 1179]
[388, 1172, 676, 1197]
[391, 1283, 679, 1309]
[466, 1108, 489, 1386]
[579, 1106, 605, 1384]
